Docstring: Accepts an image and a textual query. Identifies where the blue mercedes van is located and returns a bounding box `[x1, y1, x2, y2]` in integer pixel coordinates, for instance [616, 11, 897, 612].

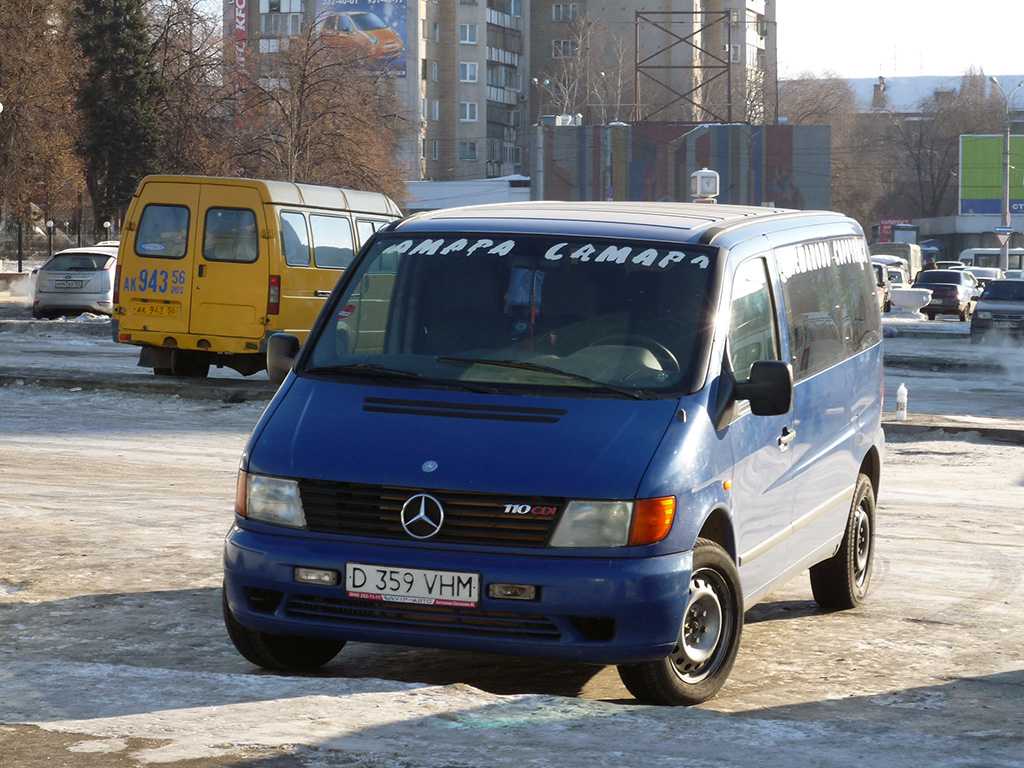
[223, 202, 884, 705]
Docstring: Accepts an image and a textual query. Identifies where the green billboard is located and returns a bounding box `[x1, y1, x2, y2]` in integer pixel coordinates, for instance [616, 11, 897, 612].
[960, 134, 1024, 215]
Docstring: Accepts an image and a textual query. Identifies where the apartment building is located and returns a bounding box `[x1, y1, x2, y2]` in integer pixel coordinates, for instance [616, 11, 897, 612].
[408, 0, 527, 181]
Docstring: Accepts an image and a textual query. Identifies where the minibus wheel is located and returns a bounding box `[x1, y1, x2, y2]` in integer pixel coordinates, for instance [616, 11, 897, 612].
[222, 589, 345, 672]
[170, 350, 210, 378]
[617, 538, 742, 705]
[809, 474, 875, 610]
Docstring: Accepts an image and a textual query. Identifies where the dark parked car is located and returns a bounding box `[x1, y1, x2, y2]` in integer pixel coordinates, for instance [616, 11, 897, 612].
[913, 269, 981, 321]
[970, 279, 1024, 343]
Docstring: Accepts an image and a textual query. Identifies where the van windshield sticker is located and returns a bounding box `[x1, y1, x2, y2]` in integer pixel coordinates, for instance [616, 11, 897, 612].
[380, 237, 709, 270]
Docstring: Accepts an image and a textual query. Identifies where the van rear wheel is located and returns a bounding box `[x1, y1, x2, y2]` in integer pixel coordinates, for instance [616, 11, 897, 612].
[809, 474, 875, 610]
[222, 589, 345, 672]
[617, 538, 742, 705]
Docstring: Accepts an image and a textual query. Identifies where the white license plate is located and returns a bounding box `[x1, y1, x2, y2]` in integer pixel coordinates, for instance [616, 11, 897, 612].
[345, 562, 480, 608]
[54, 280, 83, 289]
[994, 321, 1019, 328]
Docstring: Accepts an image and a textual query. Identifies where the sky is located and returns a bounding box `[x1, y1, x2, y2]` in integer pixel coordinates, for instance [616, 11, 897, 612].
[774, 1, 1024, 80]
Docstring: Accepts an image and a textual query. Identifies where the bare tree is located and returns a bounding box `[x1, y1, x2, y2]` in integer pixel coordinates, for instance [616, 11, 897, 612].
[779, 72, 888, 225]
[231, 20, 406, 204]
[876, 68, 1003, 219]
[0, 0, 85, 231]
[147, 0, 237, 176]
[533, 16, 633, 123]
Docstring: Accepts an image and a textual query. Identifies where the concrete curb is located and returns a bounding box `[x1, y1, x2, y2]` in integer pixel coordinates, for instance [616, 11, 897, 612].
[883, 413, 1024, 445]
[0, 372, 276, 402]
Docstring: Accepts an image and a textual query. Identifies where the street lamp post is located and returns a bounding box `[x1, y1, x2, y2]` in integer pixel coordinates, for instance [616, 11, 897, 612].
[989, 77, 1024, 272]
[46, 220, 54, 258]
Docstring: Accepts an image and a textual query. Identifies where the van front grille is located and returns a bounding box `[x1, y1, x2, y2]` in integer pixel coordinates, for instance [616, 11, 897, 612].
[298, 480, 563, 547]
[285, 594, 562, 640]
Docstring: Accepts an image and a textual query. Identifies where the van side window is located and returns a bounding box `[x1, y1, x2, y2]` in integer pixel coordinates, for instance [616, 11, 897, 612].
[356, 219, 377, 245]
[727, 258, 780, 380]
[281, 211, 311, 267]
[779, 238, 875, 381]
[310, 214, 355, 269]
[203, 208, 259, 263]
[135, 204, 189, 259]
[835, 257, 882, 355]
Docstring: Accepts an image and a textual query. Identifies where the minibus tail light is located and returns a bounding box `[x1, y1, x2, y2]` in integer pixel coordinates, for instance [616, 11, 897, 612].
[629, 497, 676, 546]
[267, 275, 281, 315]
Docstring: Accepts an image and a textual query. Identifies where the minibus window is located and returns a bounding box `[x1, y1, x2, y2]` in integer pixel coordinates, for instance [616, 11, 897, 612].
[304, 234, 718, 396]
[135, 204, 189, 259]
[281, 211, 311, 267]
[311, 214, 355, 269]
[727, 258, 779, 381]
[203, 208, 259, 263]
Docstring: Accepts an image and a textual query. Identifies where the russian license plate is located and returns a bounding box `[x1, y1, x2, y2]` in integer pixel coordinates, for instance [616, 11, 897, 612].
[132, 302, 179, 318]
[345, 562, 480, 608]
[54, 280, 83, 289]
[994, 321, 1019, 328]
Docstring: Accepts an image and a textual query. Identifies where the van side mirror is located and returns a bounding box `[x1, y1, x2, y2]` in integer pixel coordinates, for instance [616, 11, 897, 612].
[733, 360, 793, 416]
[267, 333, 300, 385]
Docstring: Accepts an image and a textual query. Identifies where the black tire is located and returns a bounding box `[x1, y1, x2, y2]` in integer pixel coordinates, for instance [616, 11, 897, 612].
[925, 312, 935, 321]
[617, 538, 743, 705]
[883, 298, 892, 313]
[153, 367, 173, 376]
[810, 474, 875, 610]
[170, 350, 210, 378]
[222, 588, 345, 672]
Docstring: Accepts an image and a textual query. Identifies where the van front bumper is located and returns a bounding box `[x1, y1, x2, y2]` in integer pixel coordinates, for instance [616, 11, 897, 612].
[223, 524, 693, 665]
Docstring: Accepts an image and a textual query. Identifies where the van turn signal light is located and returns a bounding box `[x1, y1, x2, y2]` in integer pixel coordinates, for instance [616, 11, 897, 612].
[629, 497, 676, 546]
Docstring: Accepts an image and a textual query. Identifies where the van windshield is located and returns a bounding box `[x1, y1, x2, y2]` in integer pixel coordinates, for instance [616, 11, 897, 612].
[303, 233, 718, 396]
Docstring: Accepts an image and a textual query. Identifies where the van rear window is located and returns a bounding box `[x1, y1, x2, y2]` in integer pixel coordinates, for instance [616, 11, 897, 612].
[135, 205, 189, 259]
[203, 208, 259, 263]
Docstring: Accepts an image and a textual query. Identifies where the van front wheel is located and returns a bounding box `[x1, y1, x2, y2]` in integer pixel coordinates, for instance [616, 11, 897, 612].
[617, 538, 742, 705]
[222, 589, 345, 672]
[809, 474, 875, 610]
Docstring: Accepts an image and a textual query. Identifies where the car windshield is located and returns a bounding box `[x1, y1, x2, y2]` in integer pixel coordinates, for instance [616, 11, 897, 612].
[350, 12, 387, 30]
[303, 233, 718, 397]
[982, 280, 1024, 300]
[42, 252, 113, 271]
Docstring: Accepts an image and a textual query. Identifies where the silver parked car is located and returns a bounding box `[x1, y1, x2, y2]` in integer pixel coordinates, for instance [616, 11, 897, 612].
[32, 243, 120, 319]
[970, 278, 1024, 343]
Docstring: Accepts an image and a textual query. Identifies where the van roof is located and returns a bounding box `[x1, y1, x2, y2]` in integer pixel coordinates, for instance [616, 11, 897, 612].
[393, 201, 857, 248]
[136, 175, 403, 217]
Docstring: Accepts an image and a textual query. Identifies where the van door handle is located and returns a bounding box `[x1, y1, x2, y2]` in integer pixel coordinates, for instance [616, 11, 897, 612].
[777, 426, 796, 449]
[198, 265, 206, 278]
[314, 290, 331, 297]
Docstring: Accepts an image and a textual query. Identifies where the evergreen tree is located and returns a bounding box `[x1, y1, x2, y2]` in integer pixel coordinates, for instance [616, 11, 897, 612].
[75, 0, 163, 228]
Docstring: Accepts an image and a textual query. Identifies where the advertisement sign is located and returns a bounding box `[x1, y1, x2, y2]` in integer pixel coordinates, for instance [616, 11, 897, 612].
[959, 134, 1024, 215]
[315, 0, 408, 77]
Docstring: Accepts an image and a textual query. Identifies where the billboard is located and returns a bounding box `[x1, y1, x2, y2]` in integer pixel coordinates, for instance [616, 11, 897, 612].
[534, 123, 831, 211]
[315, 0, 408, 77]
[959, 134, 1024, 215]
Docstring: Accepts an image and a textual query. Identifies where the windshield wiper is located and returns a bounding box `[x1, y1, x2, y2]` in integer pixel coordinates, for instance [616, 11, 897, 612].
[303, 363, 498, 393]
[435, 357, 654, 399]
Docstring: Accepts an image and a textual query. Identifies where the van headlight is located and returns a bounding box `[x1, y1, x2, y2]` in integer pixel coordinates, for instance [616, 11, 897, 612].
[246, 474, 306, 528]
[975, 310, 992, 320]
[549, 500, 633, 547]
